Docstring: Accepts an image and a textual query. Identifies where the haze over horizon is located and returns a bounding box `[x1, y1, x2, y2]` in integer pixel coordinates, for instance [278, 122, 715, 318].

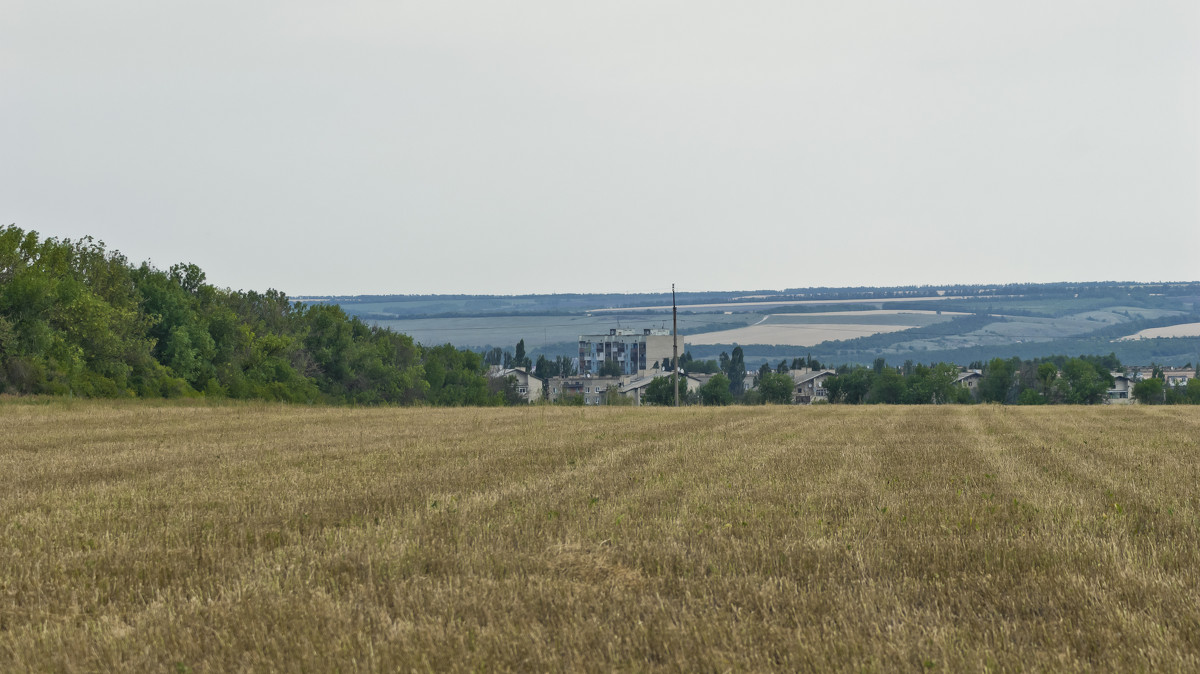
[4, 1, 1196, 296]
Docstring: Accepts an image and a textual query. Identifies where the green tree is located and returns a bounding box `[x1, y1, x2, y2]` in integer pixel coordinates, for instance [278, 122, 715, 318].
[513, 339, 531, 370]
[489, 374, 524, 405]
[826, 368, 873, 404]
[754, 362, 772, 388]
[1187, 378, 1200, 404]
[979, 357, 1017, 403]
[868, 368, 905, 404]
[757, 372, 794, 404]
[1016, 388, 1047, 405]
[643, 376, 678, 406]
[1133, 378, 1164, 404]
[422, 344, 496, 406]
[698, 374, 733, 405]
[1060, 358, 1111, 404]
[1037, 362, 1059, 399]
[724, 347, 745, 397]
[683, 357, 720, 374]
[903, 362, 960, 404]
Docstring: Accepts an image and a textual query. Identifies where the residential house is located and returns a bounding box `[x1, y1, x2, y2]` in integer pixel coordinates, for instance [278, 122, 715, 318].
[1127, 367, 1195, 388]
[1106, 373, 1135, 404]
[620, 372, 702, 406]
[1162, 368, 1195, 387]
[488, 367, 544, 403]
[791, 369, 837, 404]
[955, 371, 982, 392]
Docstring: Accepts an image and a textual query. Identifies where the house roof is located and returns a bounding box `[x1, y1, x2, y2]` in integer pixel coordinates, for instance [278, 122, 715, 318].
[623, 373, 699, 391]
[492, 367, 544, 384]
[792, 369, 836, 385]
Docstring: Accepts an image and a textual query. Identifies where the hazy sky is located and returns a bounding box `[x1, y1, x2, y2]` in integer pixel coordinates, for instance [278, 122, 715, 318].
[3, 1, 1197, 296]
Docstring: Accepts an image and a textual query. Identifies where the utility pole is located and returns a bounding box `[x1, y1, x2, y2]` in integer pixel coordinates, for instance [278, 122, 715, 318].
[673, 284, 679, 407]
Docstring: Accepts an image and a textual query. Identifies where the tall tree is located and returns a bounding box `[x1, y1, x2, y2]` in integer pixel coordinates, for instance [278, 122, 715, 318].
[980, 357, 1017, 403]
[513, 339, 531, 370]
[725, 346, 745, 397]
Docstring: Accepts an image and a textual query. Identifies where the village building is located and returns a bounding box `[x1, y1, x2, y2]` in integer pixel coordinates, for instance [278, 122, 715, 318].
[955, 371, 983, 392]
[487, 367, 545, 403]
[546, 374, 624, 405]
[620, 372, 702, 405]
[1127, 366, 1195, 388]
[578, 328, 682, 376]
[791, 369, 837, 404]
[1161, 368, 1195, 387]
[1106, 373, 1135, 403]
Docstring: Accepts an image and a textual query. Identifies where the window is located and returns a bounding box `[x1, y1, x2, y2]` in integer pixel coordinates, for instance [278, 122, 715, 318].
[518, 387, 527, 394]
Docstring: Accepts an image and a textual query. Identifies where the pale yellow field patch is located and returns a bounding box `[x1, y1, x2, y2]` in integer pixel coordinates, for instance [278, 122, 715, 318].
[768, 309, 969, 317]
[687, 322, 915, 346]
[1116, 322, 1200, 340]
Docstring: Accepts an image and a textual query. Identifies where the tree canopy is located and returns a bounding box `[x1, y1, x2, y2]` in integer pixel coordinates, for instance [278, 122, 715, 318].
[0, 226, 504, 405]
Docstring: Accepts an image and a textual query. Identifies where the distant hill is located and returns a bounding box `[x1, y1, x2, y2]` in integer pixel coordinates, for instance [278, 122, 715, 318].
[319, 282, 1200, 367]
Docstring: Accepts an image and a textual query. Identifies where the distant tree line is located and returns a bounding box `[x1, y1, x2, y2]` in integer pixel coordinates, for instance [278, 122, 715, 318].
[821, 354, 1200, 405]
[0, 226, 510, 404]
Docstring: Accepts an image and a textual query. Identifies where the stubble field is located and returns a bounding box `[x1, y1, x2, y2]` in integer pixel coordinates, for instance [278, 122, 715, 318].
[2, 401, 1199, 671]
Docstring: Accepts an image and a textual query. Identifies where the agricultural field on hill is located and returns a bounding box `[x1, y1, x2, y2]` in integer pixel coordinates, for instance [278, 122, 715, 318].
[687, 311, 956, 347]
[3, 401, 1199, 671]
[328, 285, 1200, 366]
[1119, 322, 1200, 341]
[687, 321, 917, 346]
[368, 312, 757, 353]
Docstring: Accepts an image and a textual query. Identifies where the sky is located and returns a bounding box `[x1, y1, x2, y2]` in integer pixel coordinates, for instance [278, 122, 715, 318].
[3, 1, 1197, 296]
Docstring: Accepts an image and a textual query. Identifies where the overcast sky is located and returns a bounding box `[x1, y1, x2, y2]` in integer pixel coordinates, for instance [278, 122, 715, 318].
[3, 1, 1197, 296]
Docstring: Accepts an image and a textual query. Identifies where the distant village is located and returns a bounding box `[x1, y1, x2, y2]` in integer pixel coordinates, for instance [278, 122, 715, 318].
[488, 328, 1198, 406]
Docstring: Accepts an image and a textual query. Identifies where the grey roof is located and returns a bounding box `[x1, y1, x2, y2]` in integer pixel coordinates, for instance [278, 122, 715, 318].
[493, 367, 544, 384]
[792, 369, 836, 385]
[623, 373, 699, 391]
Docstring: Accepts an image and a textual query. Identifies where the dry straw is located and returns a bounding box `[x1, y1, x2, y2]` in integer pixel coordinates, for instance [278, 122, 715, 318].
[1, 400, 1198, 671]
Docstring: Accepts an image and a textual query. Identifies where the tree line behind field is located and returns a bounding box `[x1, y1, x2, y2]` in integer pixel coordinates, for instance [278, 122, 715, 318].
[0, 226, 512, 404]
[545, 344, 1200, 406]
[821, 355, 1200, 405]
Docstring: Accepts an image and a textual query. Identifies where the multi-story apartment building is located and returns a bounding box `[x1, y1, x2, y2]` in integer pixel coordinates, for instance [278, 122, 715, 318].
[578, 328, 681, 376]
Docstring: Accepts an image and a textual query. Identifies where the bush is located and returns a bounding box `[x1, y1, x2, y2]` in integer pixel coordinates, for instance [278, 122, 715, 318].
[699, 374, 733, 406]
[1133, 378, 1164, 404]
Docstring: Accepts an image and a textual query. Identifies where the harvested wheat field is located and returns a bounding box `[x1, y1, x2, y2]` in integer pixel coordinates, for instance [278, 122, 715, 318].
[2, 401, 1199, 672]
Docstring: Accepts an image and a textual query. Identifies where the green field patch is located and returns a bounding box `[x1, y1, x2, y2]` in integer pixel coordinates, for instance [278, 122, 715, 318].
[369, 312, 759, 351]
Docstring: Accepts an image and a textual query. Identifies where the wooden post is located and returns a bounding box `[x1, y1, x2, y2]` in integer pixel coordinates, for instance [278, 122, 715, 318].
[673, 284, 679, 407]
